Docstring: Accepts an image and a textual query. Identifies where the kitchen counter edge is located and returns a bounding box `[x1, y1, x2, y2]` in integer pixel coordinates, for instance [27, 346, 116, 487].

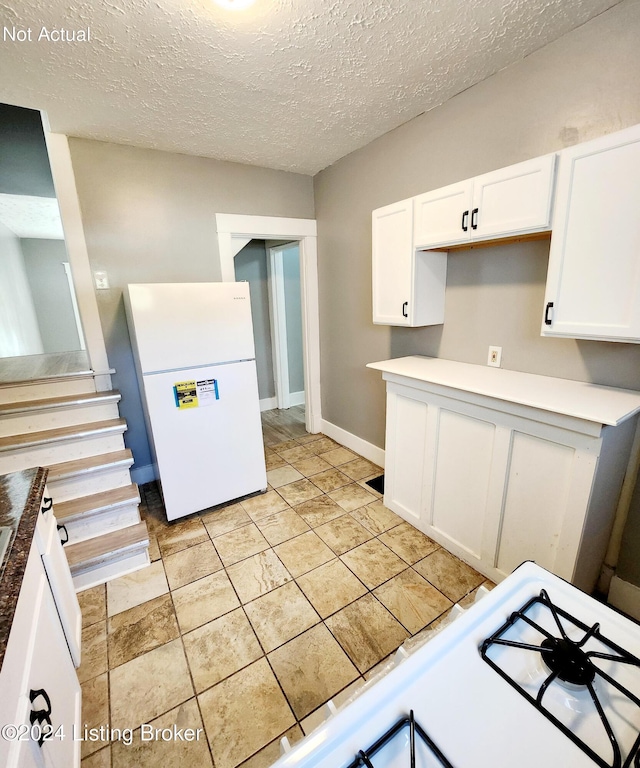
[0, 467, 48, 670]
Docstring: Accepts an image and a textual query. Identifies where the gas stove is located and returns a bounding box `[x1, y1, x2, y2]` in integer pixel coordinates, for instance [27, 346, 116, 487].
[273, 562, 640, 768]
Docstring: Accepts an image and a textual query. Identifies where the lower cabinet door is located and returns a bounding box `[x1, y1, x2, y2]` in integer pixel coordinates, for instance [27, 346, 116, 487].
[384, 388, 429, 525]
[36, 509, 82, 667]
[13, 738, 41, 768]
[21, 569, 81, 768]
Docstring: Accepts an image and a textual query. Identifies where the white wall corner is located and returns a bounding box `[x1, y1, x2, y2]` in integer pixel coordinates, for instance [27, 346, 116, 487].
[608, 574, 640, 622]
[321, 419, 385, 469]
[42, 126, 111, 375]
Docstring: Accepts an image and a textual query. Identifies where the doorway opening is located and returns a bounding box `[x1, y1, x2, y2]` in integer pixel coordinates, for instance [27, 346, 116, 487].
[215, 214, 320, 435]
[234, 240, 304, 413]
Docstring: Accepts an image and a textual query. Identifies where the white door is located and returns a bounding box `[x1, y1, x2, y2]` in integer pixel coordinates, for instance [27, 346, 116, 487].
[267, 243, 305, 410]
[472, 154, 556, 240]
[542, 125, 640, 341]
[143, 361, 267, 520]
[413, 180, 473, 248]
[372, 199, 413, 325]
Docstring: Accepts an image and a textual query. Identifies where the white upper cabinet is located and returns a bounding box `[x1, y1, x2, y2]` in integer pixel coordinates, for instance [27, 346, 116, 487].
[372, 198, 447, 326]
[413, 180, 473, 249]
[372, 198, 413, 326]
[472, 155, 556, 240]
[413, 155, 556, 249]
[542, 124, 640, 343]
[372, 154, 556, 326]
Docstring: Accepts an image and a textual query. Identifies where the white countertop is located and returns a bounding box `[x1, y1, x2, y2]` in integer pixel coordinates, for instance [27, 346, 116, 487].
[367, 356, 640, 426]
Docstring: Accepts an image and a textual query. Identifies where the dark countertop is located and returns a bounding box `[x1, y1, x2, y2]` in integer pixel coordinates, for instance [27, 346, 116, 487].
[0, 467, 48, 670]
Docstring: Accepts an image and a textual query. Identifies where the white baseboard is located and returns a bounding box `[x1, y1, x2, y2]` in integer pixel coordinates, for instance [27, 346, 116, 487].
[608, 575, 640, 621]
[321, 419, 385, 468]
[130, 463, 157, 485]
[260, 396, 277, 412]
[289, 390, 305, 407]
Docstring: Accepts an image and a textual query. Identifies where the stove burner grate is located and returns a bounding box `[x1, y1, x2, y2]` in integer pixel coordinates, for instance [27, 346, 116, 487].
[346, 710, 453, 768]
[480, 589, 640, 768]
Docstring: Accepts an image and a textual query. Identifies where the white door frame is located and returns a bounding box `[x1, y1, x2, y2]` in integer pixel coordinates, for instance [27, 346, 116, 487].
[267, 243, 292, 410]
[215, 214, 321, 434]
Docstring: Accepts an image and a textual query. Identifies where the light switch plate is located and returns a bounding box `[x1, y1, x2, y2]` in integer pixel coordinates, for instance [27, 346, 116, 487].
[94, 271, 109, 290]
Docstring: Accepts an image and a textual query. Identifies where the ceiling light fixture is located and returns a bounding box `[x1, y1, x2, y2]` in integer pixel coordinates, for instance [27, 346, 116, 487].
[214, 0, 256, 10]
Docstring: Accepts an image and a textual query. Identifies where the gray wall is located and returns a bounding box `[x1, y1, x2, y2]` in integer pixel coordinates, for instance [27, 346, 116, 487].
[283, 245, 304, 394]
[20, 238, 80, 353]
[0, 221, 42, 356]
[68, 138, 314, 474]
[0, 103, 56, 197]
[235, 240, 275, 401]
[313, 0, 640, 584]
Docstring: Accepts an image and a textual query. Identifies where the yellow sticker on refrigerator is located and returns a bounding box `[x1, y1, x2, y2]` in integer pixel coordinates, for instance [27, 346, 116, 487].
[173, 379, 219, 409]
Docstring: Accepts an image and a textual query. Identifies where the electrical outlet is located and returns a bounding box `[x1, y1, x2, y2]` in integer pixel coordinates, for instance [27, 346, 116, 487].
[488, 346, 502, 367]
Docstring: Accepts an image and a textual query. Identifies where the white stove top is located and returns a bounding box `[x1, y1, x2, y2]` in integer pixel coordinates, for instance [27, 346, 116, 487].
[273, 562, 640, 768]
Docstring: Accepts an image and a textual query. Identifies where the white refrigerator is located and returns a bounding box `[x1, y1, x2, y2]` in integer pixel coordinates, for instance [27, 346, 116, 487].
[124, 282, 267, 521]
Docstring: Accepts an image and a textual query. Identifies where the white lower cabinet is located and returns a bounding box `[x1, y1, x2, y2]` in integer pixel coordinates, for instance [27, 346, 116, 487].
[375, 357, 640, 592]
[0, 545, 81, 768]
[34, 492, 82, 667]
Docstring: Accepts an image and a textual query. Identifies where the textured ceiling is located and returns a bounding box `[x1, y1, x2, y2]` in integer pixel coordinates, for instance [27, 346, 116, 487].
[0, 0, 622, 175]
[0, 194, 64, 240]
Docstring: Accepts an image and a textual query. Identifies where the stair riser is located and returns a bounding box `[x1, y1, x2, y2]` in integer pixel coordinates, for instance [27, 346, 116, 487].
[0, 377, 96, 404]
[0, 403, 121, 437]
[73, 548, 150, 592]
[61, 503, 141, 545]
[48, 466, 134, 503]
[0, 433, 127, 474]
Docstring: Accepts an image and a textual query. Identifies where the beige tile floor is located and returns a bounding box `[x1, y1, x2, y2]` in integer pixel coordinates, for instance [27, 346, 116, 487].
[78, 425, 493, 768]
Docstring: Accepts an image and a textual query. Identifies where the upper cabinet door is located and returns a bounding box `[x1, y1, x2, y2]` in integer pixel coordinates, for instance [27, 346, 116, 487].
[542, 125, 640, 342]
[413, 180, 473, 249]
[372, 199, 413, 325]
[472, 155, 556, 240]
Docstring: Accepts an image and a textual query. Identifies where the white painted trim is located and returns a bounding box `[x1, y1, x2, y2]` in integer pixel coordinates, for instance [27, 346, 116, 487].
[130, 463, 157, 485]
[608, 575, 640, 622]
[62, 262, 86, 350]
[321, 419, 385, 468]
[231, 236, 252, 257]
[215, 213, 321, 434]
[298, 235, 321, 434]
[260, 396, 277, 412]
[290, 390, 305, 407]
[268, 245, 291, 409]
[41, 120, 110, 376]
[216, 214, 317, 239]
